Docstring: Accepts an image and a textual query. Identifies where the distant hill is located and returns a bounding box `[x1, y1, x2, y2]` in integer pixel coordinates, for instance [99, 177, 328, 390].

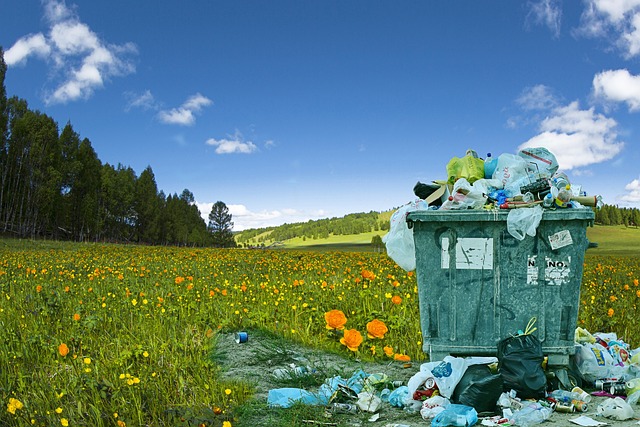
[234, 210, 392, 249]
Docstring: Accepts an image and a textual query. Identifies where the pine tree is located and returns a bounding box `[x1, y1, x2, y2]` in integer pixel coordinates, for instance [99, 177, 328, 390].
[208, 201, 235, 248]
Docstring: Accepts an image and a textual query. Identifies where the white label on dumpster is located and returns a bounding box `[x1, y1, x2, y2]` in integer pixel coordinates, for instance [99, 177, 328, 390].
[441, 237, 493, 270]
[527, 255, 571, 285]
[549, 229, 573, 250]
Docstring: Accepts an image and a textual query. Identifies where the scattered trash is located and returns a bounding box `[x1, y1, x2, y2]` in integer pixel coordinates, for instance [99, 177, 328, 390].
[596, 397, 634, 421]
[569, 415, 608, 426]
[509, 402, 551, 427]
[431, 403, 478, 427]
[355, 392, 382, 413]
[234, 331, 248, 343]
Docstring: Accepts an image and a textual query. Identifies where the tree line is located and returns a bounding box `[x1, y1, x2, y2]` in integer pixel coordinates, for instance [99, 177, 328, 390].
[236, 211, 390, 245]
[595, 204, 640, 227]
[0, 48, 235, 247]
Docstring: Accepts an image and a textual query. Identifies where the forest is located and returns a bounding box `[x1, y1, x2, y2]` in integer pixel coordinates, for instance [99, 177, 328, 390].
[0, 48, 234, 247]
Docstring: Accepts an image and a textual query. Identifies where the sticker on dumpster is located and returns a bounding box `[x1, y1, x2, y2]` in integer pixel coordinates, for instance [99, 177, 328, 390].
[527, 255, 571, 285]
[441, 237, 493, 270]
[549, 230, 573, 250]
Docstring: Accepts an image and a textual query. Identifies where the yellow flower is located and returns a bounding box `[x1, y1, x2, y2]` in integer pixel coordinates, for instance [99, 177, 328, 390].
[340, 329, 363, 352]
[55, 407, 63, 414]
[60, 418, 69, 426]
[225, 388, 232, 395]
[223, 421, 232, 427]
[143, 351, 149, 358]
[7, 397, 24, 414]
[117, 421, 126, 427]
[366, 319, 388, 339]
[83, 357, 91, 365]
[324, 309, 347, 330]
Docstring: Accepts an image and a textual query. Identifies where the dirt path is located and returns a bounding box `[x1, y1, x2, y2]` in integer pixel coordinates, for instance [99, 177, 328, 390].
[214, 330, 640, 427]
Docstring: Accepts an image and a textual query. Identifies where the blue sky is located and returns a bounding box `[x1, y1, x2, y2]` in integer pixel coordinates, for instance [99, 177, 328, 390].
[2, 0, 640, 230]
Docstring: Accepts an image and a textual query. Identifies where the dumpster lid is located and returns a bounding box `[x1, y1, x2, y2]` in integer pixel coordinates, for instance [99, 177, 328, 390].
[406, 208, 595, 224]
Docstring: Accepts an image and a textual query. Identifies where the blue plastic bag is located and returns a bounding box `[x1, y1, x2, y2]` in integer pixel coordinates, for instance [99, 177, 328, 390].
[431, 404, 478, 427]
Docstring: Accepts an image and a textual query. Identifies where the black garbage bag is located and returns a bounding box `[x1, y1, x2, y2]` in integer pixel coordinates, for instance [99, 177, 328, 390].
[497, 333, 546, 399]
[413, 181, 443, 205]
[451, 364, 503, 414]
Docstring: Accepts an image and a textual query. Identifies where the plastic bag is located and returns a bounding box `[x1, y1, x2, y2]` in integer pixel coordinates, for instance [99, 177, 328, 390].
[421, 396, 451, 420]
[431, 404, 478, 427]
[267, 387, 326, 408]
[388, 386, 409, 408]
[451, 364, 503, 413]
[518, 147, 559, 179]
[356, 392, 382, 412]
[447, 151, 485, 184]
[382, 199, 428, 271]
[497, 334, 546, 399]
[506, 205, 543, 241]
[492, 154, 529, 195]
[574, 341, 626, 383]
[440, 178, 488, 210]
[596, 397, 634, 420]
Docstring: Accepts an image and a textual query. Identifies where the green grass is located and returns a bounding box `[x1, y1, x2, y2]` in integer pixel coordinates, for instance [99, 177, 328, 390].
[585, 225, 640, 256]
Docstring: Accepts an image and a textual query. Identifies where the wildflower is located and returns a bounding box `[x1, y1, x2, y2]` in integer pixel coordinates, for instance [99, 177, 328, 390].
[213, 406, 222, 415]
[225, 388, 232, 395]
[73, 313, 81, 321]
[394, 353, 411, 362]
[366, 319, 388, 339]
[634, 279, 639, 286]
[117, 421, 126, 427]
[58, 343, 69, 357]
[60, 419, 69, 426]
[391, 295, 402, 305]
[55, 407, 63, 414]
[361, 270, 375, 280]
[83, 357, 91, 365]
[325, 309, 347, 330]
[223, 422, 232, 427]
[36, 285, 43, 293]
[383, 346, 394, 357]
[370, 345, 377, 355]
[637, 290, 640, 298]
[143, 351, 149, 358]
[609, 295, 618, 302]
[340, 329, 363, 352]
[607, 308, 614, 317]
[7, 398, 23, 414]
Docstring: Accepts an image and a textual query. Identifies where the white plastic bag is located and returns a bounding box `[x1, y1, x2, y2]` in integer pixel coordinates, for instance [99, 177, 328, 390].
[492, 153, 529, 196]
[507, 205, 544, 241]
[518, 147, 559, 179]
[440, 178, 487, 210]
[382, 199, 428, 271]
[596, 397, 634, 420]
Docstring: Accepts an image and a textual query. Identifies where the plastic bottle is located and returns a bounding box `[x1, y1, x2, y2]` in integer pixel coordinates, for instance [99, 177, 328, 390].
[555, 185, 572, 208]
[511, 404, 551, 427]
[542, 193, 554, 208]
[484, 153, 498, 179]
[550, 389, 581, 403]
[551, 172, 570, 189]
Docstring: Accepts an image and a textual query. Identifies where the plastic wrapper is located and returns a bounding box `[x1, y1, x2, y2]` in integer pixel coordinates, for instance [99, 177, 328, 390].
[431, 404, 478, 427]
[382, 199, 428, 271]
[506, 205, 543, 240]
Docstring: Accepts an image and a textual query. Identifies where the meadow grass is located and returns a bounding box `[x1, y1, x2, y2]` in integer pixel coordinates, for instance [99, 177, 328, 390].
[1, 227, 638, 426]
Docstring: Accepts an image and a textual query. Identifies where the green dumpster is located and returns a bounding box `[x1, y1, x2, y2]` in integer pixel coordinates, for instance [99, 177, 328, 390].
[406, 208, 594, 366]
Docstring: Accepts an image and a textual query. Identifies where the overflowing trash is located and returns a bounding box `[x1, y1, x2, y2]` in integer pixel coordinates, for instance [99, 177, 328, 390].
[266, 326, 639, 426]
[384, 147, 603, 272]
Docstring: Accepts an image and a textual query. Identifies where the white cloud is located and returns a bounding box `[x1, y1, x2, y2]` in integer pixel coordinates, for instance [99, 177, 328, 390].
[124, 90, 158, 111]
[517, 84, 560, 111]
[593, 69, 640, 111]
[619, 177, 640, 202]
[578, 0, 640, 58]
[526, 0, 563, 38]
[4, 0, 136, 104]
[4, 33, 51, 66]
[157, 93, 213, 126]
[196, 202, 329, 231]
[205, 137, 257, 154]
[519, 101, 624, 169]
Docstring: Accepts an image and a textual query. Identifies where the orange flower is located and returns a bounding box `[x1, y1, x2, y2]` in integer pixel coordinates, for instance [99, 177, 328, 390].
[609, 295, 618, 302]
[36, 285, 43, 293]
[634, 279, 639, 286]
[58, 343, 69, 357]
[383, 346, 394, 357]
[366, 319, 388, 339]
[607, 308, 614, 317]
[73, 313, 81, 321]
[391, 295, 402, 305]
[636, 290, 640, 298]
[361, 270, 375, 280]
[325, 310, 347, 330]
[340, 329, 363, 351]
[394, 353, 411, 362]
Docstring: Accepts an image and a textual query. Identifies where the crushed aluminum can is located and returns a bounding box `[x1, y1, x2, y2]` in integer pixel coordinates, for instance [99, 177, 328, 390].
[330, 403, 358, 414]
[571, 400, 588, 412]
[555, 403, 575, 413]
